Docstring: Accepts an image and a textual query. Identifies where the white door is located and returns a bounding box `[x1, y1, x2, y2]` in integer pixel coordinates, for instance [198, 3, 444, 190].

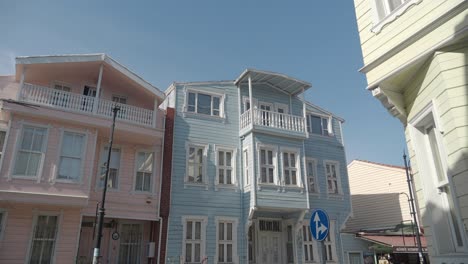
[259, 232, 282, 264]
[259, 102, 273, 126]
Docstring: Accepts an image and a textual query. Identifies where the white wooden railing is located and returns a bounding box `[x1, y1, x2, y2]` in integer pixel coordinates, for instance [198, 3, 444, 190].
[240, 108, 306, 133]
[19, 83, 155, 127]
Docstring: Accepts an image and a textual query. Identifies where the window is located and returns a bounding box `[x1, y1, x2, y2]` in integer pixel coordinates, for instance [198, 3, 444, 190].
[243, 149, 249, 186]
[135, 152, 154, 192]
[118, 223, 143, 264]
[187, 145, 206, 184]
[348, 252, 363, 264]
[286, 225, 294, 264]
[259, 148, 275, 184]
[410, 109, 465, 253]
[13, 125, 47, 178]
[99, 147, 121, 189]
[29, 215, 59, 264]
[187, 91, 222, 117]
[183, 217, 206, 264]
[112, 95, 127, 104]
[52, 83, 71, 107]
[374, 0, 408, 20]
[0, 130, 6, 161]
[57, 132, 85, 182]
[302, 225, 317, 263]
[216, 218, 238, 264]
[283, 152, 298, 186]
[306, 115, 330, 136]
[248, 226, 255, 263]
[217, 149, 234, 185]
[324, 221, 337, 262]
[307, 159, 318, 193]
[325, 161, 341, 194]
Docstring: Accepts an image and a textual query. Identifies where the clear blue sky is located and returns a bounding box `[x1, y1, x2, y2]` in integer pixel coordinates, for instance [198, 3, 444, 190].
[0, 0, 406, 166]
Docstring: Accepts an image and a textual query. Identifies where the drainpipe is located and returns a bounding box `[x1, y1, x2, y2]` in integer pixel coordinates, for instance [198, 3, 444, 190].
[237, 85, 246, 263]
[157, 111, 166, 264]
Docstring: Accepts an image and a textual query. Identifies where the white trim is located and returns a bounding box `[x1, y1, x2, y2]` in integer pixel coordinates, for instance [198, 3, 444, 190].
[184, 142, 209, 188]
[215, 216, 239, 264]
[371, 0, 423, 33]
[181, 215, 208, 264]
[301, 222, 319, 263]
[279, 146, 302, 188]
[306, 158, 319, 194]
[0, 120, 11, 174]
[133, 149, 156, 194]
[95, 143, 123, 191]
[256, 143, 279, 187]
[274, 102, 289, 114]
[306, 113, 333, 137]
[10, 122, 50, 182]
[214, 145, 238, 190]
[323, 160, 343, 196]
[242, 146, 250, 188]
[54, 129, 88, 184]
[183, 87, 225, 118]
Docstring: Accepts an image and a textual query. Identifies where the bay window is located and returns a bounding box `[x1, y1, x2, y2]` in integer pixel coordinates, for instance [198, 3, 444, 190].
[57, 131, 85, 182]
[282, 152, 298, 186]
[13, 125, 47, 178]
[259, 148, 275, 184]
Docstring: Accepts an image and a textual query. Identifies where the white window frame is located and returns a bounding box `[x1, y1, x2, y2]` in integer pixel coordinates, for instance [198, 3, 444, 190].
[280, 147, 302, 187]
[324, 220, 337, 263]
[182, 216, 208, 264]
[51, 80, 72, 92]
[243, 147, 250, 187]
[111, 94, 127, 104]
[302, 223, 318, 263]
[0, 121, 10, 173]
[324, 160, 342, 195]
[96, 144, 122, 190]
[26, 210, 62, 264]
[133, 150, 155, 193]
[215, 216, 239, 264]
[347, 251, 363, 264]
[257, 144, 278, 186]
[306, 114, 332, 136]
[274, 103, 289, 114]
[370, 0, 422, 33]
[408, 101, 467, 253]
[185, 142, 209, 186]
[185, 88, 225, 118]
[11, 123, 49, 181]
[306, 158, 319, 194]
[55, 129, 87, 183]
[0, 209, 8, 241]
[242, 96, 257, 113]
[215, 146, 237, 189]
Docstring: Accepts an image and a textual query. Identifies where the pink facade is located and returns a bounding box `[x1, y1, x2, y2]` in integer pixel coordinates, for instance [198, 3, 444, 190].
[0, 54, 165, 264]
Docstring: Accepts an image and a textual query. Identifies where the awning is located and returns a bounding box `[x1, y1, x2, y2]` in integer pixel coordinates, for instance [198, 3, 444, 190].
[359, 235, 428, 254]
[235, 69, 311, 96]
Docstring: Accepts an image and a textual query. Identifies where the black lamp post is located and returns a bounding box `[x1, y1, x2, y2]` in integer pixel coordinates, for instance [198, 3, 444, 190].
[403, 152, 426, 264]
[93, 105, 120, 264]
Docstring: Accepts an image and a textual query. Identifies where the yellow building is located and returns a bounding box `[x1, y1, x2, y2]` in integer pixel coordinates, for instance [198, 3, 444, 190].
[352, 0, 468, 263]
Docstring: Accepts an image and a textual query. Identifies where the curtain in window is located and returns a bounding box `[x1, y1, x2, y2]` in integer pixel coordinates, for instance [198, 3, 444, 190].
[118, 224, 142, 264]
[29, 215, 58, 264]
[58, 132, 84, 180]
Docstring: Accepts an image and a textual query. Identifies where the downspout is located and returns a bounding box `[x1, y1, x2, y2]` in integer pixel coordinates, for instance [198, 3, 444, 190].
[301, 89, 310, 210]
[156, 109, 166, 264]
[248, 76, 257, 208]
[237, 84, 245, 263]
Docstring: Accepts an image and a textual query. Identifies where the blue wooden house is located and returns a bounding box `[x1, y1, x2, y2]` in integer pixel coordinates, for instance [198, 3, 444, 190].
[162, 69, 351, 264]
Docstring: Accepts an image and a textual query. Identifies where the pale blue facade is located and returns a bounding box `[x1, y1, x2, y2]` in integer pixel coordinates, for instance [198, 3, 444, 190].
[164, 70, 351, 264]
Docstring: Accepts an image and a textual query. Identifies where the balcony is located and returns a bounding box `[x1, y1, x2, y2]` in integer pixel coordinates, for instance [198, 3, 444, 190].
[240, 109, 307, 138]
[19, 83, 156, 127]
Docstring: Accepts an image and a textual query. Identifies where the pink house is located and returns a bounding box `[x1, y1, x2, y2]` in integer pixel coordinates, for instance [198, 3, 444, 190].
[0, 54, 166, 264]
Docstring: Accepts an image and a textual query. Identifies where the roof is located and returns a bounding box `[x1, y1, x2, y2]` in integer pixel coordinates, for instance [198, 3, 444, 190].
[305, 101, 345, 122]
[15, 53, 165, 100]
[349, 159, 406, 170]
[234, 69, 311, 96]
[358, 235, 427, 248]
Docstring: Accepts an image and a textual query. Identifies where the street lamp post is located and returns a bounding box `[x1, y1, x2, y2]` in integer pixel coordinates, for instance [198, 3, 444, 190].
[93, 105, 120, 264]
[403, 153, 426, 264]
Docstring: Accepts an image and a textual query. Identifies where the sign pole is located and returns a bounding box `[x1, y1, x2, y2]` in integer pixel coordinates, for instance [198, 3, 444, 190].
[92, 105, 120, 264]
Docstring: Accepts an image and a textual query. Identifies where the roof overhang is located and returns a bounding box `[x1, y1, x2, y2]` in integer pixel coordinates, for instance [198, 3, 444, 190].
[15, 53, 165, 100]
[235, 69, 311, 96]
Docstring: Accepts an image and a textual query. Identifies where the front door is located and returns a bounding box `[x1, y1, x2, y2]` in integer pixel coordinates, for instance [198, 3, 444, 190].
[77, 223, 114, 264]
[259, 232, 282, 264]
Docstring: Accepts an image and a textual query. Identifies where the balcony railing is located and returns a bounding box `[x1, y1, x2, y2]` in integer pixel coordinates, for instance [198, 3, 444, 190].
[240, 109, 306, 134]
[19, 83, 155, 127]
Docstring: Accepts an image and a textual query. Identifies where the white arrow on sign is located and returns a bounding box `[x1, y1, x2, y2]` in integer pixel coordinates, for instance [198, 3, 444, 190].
[313, 212, 328, 237]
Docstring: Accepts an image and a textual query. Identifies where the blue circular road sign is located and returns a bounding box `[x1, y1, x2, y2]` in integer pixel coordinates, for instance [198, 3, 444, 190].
[309, 209, 330, 241]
